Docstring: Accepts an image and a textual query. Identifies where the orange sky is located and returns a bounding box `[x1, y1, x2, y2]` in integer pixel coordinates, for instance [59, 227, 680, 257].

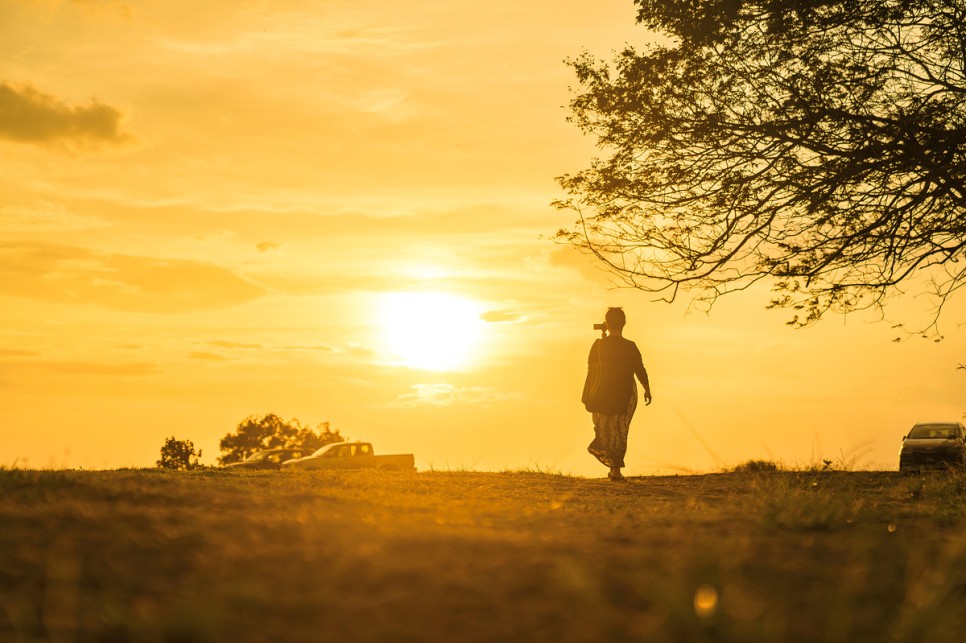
[2, 0, 964, 475]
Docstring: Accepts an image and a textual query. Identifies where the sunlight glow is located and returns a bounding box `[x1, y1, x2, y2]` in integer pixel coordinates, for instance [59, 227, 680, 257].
[379, 291, 485, 371]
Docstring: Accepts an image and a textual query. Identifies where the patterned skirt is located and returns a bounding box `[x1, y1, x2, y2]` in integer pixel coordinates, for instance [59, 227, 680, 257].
[588, 386, 638, 469]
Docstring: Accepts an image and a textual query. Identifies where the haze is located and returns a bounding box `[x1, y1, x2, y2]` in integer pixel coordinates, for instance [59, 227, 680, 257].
[2, 0, 963, 475]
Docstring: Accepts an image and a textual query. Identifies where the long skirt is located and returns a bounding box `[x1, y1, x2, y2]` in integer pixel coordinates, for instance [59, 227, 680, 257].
[588, 386, 638, 469]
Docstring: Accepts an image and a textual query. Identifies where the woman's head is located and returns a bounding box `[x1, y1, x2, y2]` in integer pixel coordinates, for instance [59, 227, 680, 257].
[605, 307, 626, 331]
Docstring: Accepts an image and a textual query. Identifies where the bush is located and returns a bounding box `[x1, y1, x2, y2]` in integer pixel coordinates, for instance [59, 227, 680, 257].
[732, 460, 779, 474]
[157, 437, 202, 470]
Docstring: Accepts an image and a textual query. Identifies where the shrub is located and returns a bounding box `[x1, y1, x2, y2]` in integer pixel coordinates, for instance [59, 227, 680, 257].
[157, 437, 202, 470]
[731, 460, 779, 474]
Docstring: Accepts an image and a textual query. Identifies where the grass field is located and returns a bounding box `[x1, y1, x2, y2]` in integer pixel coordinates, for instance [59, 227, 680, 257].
[2, 466, 966, 643]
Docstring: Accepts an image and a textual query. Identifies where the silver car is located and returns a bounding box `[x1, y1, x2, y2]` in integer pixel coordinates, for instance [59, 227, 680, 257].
[222, 449, 311, 470]
[898, 422, 966, 473]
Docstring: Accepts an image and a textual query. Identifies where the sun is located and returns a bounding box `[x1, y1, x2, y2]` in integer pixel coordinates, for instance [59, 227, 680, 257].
[378, 291, 485, 371]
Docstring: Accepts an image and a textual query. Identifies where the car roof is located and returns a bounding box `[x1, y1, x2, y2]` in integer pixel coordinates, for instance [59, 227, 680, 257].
[317, 442, 371, 450]
[912, 422, 963, 428]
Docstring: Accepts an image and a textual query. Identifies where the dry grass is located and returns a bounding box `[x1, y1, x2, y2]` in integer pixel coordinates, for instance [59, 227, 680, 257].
[2, 467, 965, 642]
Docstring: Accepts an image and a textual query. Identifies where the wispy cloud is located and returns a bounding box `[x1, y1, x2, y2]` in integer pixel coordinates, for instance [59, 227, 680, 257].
[393, 383, 522, 406]
[158, 20, 447, 59]
[5, 360, 160, 376]
[189, 351, 231, 361]
[207, 340, 262, 349]
[255, 242, 280, 253]
[0, 242, 264, 312]
[481, 309, 526, 323]
[202, 340, 334, 353]
[547, 246, 618, 287]
[283, 344, 334, 352]
[0, 201, 112, 234]
[0, 82, 129, 147]
[0, 349, 40, 357]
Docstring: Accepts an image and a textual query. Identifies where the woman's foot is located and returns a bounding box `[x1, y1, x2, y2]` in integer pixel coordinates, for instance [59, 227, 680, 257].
[608, 468, 625, 482]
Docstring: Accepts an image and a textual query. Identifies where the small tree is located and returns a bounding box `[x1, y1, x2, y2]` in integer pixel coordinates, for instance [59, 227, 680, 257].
[218, 413, 344, 465]
[157, 436, 202, 470]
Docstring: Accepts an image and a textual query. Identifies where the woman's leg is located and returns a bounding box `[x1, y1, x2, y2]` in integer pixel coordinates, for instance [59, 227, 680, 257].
[589, 388, 638, 477]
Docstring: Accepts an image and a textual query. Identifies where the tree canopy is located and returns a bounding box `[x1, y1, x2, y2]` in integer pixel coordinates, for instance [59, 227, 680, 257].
[556, 0, 966, 328]
[218, 414, 344, 465]
[157, 436, 202, 470]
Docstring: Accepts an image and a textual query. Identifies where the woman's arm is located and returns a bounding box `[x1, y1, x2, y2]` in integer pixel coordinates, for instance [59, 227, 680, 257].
[633, 348, 652, 406]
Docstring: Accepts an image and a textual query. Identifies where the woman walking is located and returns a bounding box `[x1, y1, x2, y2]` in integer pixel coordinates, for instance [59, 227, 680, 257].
[582, 307, 652, 481]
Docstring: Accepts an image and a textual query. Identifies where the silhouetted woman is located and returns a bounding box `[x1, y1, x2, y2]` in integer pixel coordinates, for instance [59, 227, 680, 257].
[582, 307, 652, 481]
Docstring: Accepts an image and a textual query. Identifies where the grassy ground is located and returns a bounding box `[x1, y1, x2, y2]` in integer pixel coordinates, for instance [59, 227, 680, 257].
[2, 467, 966, 643]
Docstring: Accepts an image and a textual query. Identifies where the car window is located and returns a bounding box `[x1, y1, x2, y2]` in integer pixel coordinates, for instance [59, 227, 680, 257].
[359, 444, 371, 456]
[908, 425, 957, 439]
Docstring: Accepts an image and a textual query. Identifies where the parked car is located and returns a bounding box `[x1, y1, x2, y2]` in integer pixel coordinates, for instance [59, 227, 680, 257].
[898, 422, 966, 473]
[222, 449, 311, 470]
[282, 442, 415, 471]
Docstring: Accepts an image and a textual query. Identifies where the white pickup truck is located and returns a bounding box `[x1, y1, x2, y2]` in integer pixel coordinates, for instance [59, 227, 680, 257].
[281, 442, 415, 471]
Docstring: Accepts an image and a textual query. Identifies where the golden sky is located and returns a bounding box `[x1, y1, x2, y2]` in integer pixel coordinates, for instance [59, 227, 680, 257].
[2, 0, 964, 475]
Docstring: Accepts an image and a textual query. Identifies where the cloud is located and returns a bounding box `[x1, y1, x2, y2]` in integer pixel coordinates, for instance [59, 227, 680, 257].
[202, 340, 335, 353]
[256, 242, 281, 253]
[0, 201, 112, 234]
[547, 246, 619, 287]
[351, 87, 417, 122]
[481, 309, 526, 323]
[9, 360, 160, 376]
[393, 383, 522, 407]
[189, 351, 230, 361]
[195, 342, 337, 356]
[0, 242, 265, 313]
[0, 358, 157, 390]
[283, 344, 334, 352]
[207, 340, 262, 349]
[0, 349, 40, 357]
[0, 82, 129, 146]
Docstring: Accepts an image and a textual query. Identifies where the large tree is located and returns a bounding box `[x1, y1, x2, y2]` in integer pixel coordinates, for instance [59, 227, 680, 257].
[218, 414, 344, 465]
[556, 0, 966, 328]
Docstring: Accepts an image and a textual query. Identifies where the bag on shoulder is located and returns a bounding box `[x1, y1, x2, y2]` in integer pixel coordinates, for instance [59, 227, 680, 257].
[582, 339, 603, 413]
[582, 361, 601, 412]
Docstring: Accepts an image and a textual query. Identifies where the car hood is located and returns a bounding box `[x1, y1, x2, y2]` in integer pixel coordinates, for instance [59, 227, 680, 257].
[902, 438, 963, 451]
[223, 461, 260, 468]
[283, 456, 323, 466]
